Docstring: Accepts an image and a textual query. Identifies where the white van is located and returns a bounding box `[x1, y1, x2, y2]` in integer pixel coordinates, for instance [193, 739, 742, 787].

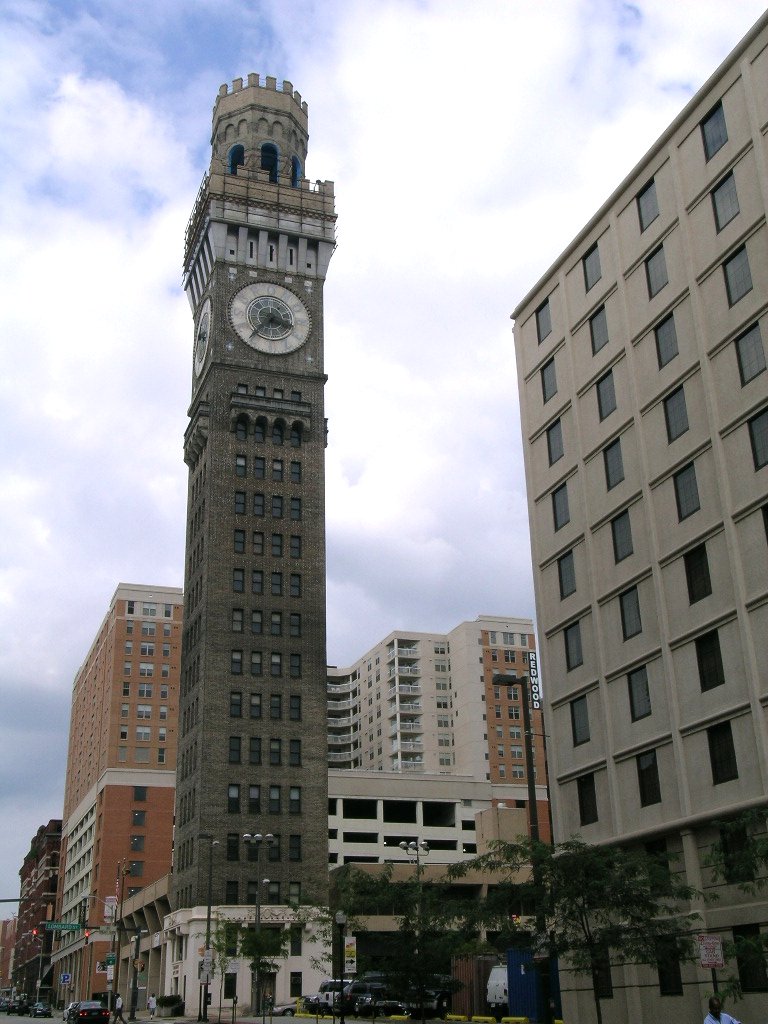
[317, 979, 353, 1007]
[486, 965, 508, 1016]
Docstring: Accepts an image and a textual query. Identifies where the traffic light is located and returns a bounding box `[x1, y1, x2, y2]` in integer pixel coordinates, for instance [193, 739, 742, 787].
[32, 928, 39, 938]
[84, 929, 91, 943]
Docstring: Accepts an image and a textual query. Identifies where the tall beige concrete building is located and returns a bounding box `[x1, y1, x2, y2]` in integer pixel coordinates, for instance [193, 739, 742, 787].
[513, 13, 768, 1023]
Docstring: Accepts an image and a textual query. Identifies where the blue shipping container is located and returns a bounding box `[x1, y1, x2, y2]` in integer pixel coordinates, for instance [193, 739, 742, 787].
[506, 949, 562, 1022]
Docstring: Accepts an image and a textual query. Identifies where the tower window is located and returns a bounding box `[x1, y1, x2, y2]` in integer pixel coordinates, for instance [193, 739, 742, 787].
[228, 144, 245, 175]
[701, 102, 728, 161]
[261, 143, 278, 183]
[291, 156, 302, 188]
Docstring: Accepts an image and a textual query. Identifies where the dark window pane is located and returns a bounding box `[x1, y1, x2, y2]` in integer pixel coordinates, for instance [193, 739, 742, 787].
[684, 544, 712, 603]
[583, 243, 601, 291]
[558, 550, 576, 599]
[590, 306, 609, 354]
[724, 246, 753, 305]
[603, 438, 624, 490]
[708, 721, 738, 784]
[646, 245, 668, 298]
[701, 102, 728, 160]
[619, 586, 642, 640]
[749, 409, 768, 469]
[637, 179, 659, 232]
[564, 621, 583, 670]
[570, 695, 589, 745]
[547, 419, 564, 465]
[664, 386, 689, 442]
[552, 483, 570, 531]
[637, 750, 661, 805]
[577, 773, 598, 825]
[733, 923, 768, 992]
[656, 938, 683, 996]
[597, 370, 616, 420]
[536, 299, 552, 343]
[541, 357, 557, 403]
[673, 462, 700, 520]
[736, 324, 766, 386]
[712, 172, 739, 231]
[628, 666, 651, 721]
[654, 313, 678, 368]
[611, 510, 633, 562]
[696, 631, 725, 692]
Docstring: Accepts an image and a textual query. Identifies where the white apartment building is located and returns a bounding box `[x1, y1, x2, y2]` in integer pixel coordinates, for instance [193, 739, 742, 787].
[514, 13, 768, 1023]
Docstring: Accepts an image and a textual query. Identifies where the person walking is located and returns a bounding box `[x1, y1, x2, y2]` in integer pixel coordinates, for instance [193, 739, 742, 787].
[113, 993, 126, 1024]
[147, 995, 156, 1020]
[704, 995, 741, 1024]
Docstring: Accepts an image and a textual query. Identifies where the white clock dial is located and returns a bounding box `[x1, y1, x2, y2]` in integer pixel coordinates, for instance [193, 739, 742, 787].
[194, 297, 212, 376]
[229, 283, 311, 354]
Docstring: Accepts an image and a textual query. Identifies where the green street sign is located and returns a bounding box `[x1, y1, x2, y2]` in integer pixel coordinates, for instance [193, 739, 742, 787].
[105, 953, 116, 965]
[46, 922, 81, 931]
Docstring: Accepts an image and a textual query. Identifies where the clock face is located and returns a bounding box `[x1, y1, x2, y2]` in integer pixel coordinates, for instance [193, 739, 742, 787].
[229, 283, 311, 354]
[194, 297, 212, 376]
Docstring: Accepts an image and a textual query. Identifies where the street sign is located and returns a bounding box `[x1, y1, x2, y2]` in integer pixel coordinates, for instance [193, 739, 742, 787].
[103, 896, 117, 923]
[47, 922, 81, 931]
[697, 934, 725, 969]
[199, 970, 213, 985]
[105, 953, 116, 965]
[60, 974, 72, 985]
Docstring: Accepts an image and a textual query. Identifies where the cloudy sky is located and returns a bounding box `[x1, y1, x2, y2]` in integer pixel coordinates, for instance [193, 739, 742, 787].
[1, 0, 765, 902]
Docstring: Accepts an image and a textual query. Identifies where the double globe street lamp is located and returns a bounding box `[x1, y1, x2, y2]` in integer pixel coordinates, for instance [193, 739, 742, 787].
[243, 832, 275, 1016]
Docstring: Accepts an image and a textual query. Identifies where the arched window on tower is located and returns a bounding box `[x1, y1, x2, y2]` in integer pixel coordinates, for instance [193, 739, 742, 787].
[228, 144, 245, 175]
[290, 424, 302, 447]
[235, 416, 248, 441]
[272, 422, 284, 445]
[254, 418, 266, 443]
[261, 143, 279, 184]
[291, 156, 302, 188]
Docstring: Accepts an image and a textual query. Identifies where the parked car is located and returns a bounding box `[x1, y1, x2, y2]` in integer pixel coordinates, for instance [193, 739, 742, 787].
[30, 1006, 52, 1019]
[270, 1001, 298, 1016]
[73, 1004, 108, 1024]
[299, 996, 332, 1016]
[7, 1000, 29, 1016]
[354, 989, 409, 1018]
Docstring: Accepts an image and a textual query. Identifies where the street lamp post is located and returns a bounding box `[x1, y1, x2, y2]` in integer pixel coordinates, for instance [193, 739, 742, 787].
[242, 833, 275, 1017]
[492, 672, 551, 1024]
[399, 840, 430, 1024]
[334, 912, 347, 1024]
[198, 836, 219, 1023]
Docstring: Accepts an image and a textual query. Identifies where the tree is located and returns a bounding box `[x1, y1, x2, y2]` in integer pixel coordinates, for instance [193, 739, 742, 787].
[206, 917, 242, 1022]
[705, 808, 768, 1002]
[239, 923, 290, 1013]
[451, 836, 699, 1024]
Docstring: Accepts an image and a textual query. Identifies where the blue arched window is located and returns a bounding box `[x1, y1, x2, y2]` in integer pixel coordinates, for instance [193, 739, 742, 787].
[291, 156, 302, 188]
[261, 143, 279, 184]
[228, 144, 245, 175]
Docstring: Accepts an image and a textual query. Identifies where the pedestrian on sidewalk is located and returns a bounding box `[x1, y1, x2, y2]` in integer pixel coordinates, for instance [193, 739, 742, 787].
[147, 995, 156, 1019]
[113, 993, 126, 1024]
[704, 995, 741, 1024]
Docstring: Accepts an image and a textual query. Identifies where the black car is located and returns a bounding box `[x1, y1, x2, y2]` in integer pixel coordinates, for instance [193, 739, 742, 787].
[73, 1005, 108, 1024]
[31, 1006, 52, 1019]
[7, 1000, 29, 1016]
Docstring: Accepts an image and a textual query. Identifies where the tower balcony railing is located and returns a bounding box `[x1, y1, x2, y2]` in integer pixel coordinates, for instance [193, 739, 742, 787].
[387, 683, 422, 700]
[398, 702, 422, 714]
[388, 664, 420, 679]
[328, 732, 355, 746]
[390, 721, 423, 737]
[326, 697, 357, 711]
[328, 751, 355, 763]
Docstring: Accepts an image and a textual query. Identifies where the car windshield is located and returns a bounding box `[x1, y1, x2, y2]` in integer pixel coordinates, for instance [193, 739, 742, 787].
[78, 1004, 104, 1010]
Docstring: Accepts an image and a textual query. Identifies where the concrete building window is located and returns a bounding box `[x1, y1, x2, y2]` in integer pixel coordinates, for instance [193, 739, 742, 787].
[290, 573, 302, 597]
[611, 509, 633, 562]
[270, 693, 282, 718]
[249, 737, 261, 765]
[248, 785, 260, 813]
[736, 324, 766, 385]
[250, 693, 262, 718]
[564, 621, 583, 670]
[261, 142, 278, 183]
[269, 785, 281, 813]
[712, 172, 739, 231]
[290, 653, 302, 677]
[231, 650, 243, 675]
[290, 497, 302, 520]
[590, 305, 609, 354]
[654, 313, 678, 368]
[289, 612, 301, 637]
[233, 568, 244, 593]
[235, 417, 248, 441]
[558, 550, 576, 598]
[230, 691, 242, 717]
[227, 784, 240, 813]
[136, 726, 150, 742]
[273, 422, 284, 445]
[291, 155, 302, 188]
[547, 418, 564, 465]
[235, 454, 246, 477]
[132, 811, 146, 826]
[619, 586, 642, 640]
[570, 695, 590, 746]
[289, 786, 302, 813]
[552, 482, 570, 531]
[270, 611, 282, 635]
[535, 299, 552, 343]
[655, 938, 683, 996]
[272, 459, 283, 481]
[577, 773, 598, 825]
[603, 437, 624, 489]
[749, 409, 768, 469]
[289, 695, 302, 720]
[228, 144, 245, 175]
[684, 543, 712, 603]
[724, 245, 753, 305]
[733, 923, 768, 992]
[674, 462, 700, 520]
[597, 369, 616, 419]
[253, 531, 264, 555]
[290, 425, 303, 446]
[254, 493, 265, 516]
[232, 608, 244, 632]
[696, 630, 725, 691]
[289, 834, 302, 862]
[267, 882, 281, 904]
[254, 457, 265, 479]
[637, 750, 661, 805]
[289, 739, 301, 766]
[251, 610, 263, 635]
[272, 495, 283, 518]
[270, 738, 282, 765]
[225, 881, 239, 905]
[290, 460, 301, 483]
[664, 385, 689, 442]
[228, 736, 241, 764]
[139, 662, 154, 677]
[628, 665, 651, 721]
[271, 652, 282, 676]
[137, 704, 152, 719]
[234, 491, 246, 514]
[708, 721, 738, 784]
[270, 571, 283, 595]
[583, 242, 601, 292]
[290, 535, 302, 559]
[226, 833, 239, 861]
[541, 357, 557, 403]
[636, 178, 659, 232]
[701, 101, 728, 160]
[645, 244, 668, 298]
[252, 570, 264, 594]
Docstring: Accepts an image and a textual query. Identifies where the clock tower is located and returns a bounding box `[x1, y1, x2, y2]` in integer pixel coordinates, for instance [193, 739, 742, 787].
[174, 75, 336, 913]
